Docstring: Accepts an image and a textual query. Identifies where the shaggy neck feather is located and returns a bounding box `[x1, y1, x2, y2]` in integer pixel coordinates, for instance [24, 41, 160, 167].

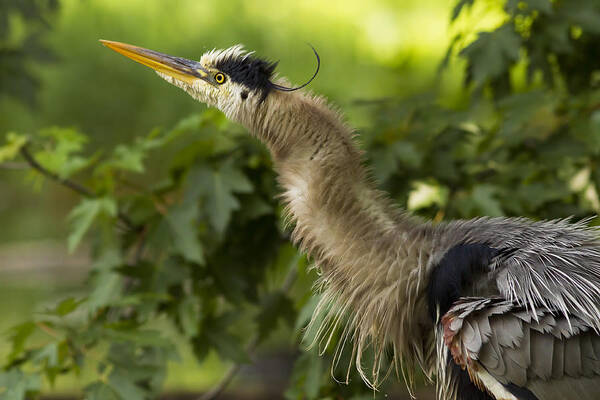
[241, 90, 439, 385]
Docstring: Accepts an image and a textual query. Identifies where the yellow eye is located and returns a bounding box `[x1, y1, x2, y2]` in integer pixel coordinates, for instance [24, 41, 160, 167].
[214, 73, 226, 84]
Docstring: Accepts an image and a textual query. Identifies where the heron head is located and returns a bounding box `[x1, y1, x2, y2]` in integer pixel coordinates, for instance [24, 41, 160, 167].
[100, 40, 319, 124]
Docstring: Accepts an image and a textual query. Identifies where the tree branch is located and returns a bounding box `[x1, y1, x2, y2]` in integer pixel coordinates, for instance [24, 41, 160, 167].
[21, 145, 94, 197]
[198, 259, 299, 400]
[20, 145, 139, 231]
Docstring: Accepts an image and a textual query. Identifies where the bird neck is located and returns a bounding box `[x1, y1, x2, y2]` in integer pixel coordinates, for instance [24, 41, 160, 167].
[246, 90, 438, 384]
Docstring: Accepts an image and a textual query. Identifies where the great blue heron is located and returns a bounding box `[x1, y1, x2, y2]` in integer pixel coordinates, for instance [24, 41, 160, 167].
[101, 40, 600, 400]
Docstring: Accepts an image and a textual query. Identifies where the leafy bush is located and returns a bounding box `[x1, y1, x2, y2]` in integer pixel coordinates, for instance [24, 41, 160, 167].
[1, 0, 600, 399]
[0, 0, 59, 107]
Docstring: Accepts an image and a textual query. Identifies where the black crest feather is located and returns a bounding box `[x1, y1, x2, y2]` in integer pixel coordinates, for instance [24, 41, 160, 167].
[215, 54, 278, 101]
[214, 45, 320, 102]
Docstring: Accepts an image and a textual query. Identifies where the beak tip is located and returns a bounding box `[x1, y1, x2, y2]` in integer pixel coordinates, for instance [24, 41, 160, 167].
[97, 40, 201, 83]
[99, 39, 121, 50]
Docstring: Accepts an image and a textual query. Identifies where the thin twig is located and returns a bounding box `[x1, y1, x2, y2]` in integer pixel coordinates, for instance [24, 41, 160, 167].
[36, 322, 61, 339]
[198, 259, 299, 400]
[21, 145, 94, 197]
[20, 145, 139, 231]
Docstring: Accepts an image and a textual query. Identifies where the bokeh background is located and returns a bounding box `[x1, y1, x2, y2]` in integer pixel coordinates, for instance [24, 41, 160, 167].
[2, 0, 600, 399]
[1, 0, 466, 256]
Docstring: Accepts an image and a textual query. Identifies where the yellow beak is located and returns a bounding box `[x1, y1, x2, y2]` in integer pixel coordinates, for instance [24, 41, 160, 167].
[100, 40, 209, 85]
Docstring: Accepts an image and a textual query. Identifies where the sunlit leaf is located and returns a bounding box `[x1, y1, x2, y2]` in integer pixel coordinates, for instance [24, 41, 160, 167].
[407, 181, 449, 210]
[0, 133, 27, 163]
[451, 0, 474, 20]
[35, 127, 91, 179]
[109, 144, 145, 173]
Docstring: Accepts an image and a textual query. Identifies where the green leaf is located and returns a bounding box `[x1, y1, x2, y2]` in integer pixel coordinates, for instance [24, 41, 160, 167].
[206, 330, 249, 363]
[105, 342, 175, 395]
[407, 181, 449, 211]
[563, 1, 600, 34]
[166, 202, 205, 265]
[371, 141, 422, 183]
[177, 296, 200, 337]
[0, 369, 40, 400]
[506, 0, 552, 14]
[516, 182, 570, 210]
[197, 315, 249, 364]
[108, 373, 147, 400]
[304, 353, 323, 400]
[35, 127, 91, 179]
[87, 248, 123, 313]
[84, 382, 119, 400]
[30, 342, 63, 385]
[6, 322, 36, 365]
[0, 133, 27, 163]
[471, 184, 504, 216]
[451, 0, 474, 21]
[497, 91, 558, 145]
[284, 351, 323, 400]
[193, 161, 253, 233]
[102, 328, 172, 348]
[256, 291, 295, 341]
[31, 343, 58, 368]
[524, 0, 552, 13]
[109, 144, 145, 173]
[295, 295, 320, 334]
[68, 197, 117, 252]
[238, 195, 273, 221]
[47, 297, 85, 316]
[460, 24, 521, 86]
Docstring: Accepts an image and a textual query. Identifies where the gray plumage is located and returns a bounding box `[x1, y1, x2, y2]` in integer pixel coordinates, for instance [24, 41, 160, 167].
[101, 41, 600, 400]
[432, 217, 600, 399]
[442, 296, 600, 400]
[443, 217, 600, 327]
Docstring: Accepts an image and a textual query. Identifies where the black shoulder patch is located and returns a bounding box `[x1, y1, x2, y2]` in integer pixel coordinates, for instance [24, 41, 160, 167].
[214, 54, 277, 101]
[427, 243, 499, 321]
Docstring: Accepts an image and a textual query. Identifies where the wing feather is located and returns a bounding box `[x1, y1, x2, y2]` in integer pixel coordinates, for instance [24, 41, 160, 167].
[441, 297, 600, 399]
[443, 217, 600, 330]
[529, 331, 553, 380]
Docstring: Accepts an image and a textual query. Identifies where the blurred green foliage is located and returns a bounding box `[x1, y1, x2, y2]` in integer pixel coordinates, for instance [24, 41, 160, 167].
[2, 0, 600, 399]
[0, 0, 59, 107]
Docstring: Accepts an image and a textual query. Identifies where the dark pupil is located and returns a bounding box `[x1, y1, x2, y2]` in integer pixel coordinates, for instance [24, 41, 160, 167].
[216, 74, 224, 82]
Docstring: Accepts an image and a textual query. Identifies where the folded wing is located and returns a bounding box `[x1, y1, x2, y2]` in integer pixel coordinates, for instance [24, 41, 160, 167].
[443, 298, 600, 400]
